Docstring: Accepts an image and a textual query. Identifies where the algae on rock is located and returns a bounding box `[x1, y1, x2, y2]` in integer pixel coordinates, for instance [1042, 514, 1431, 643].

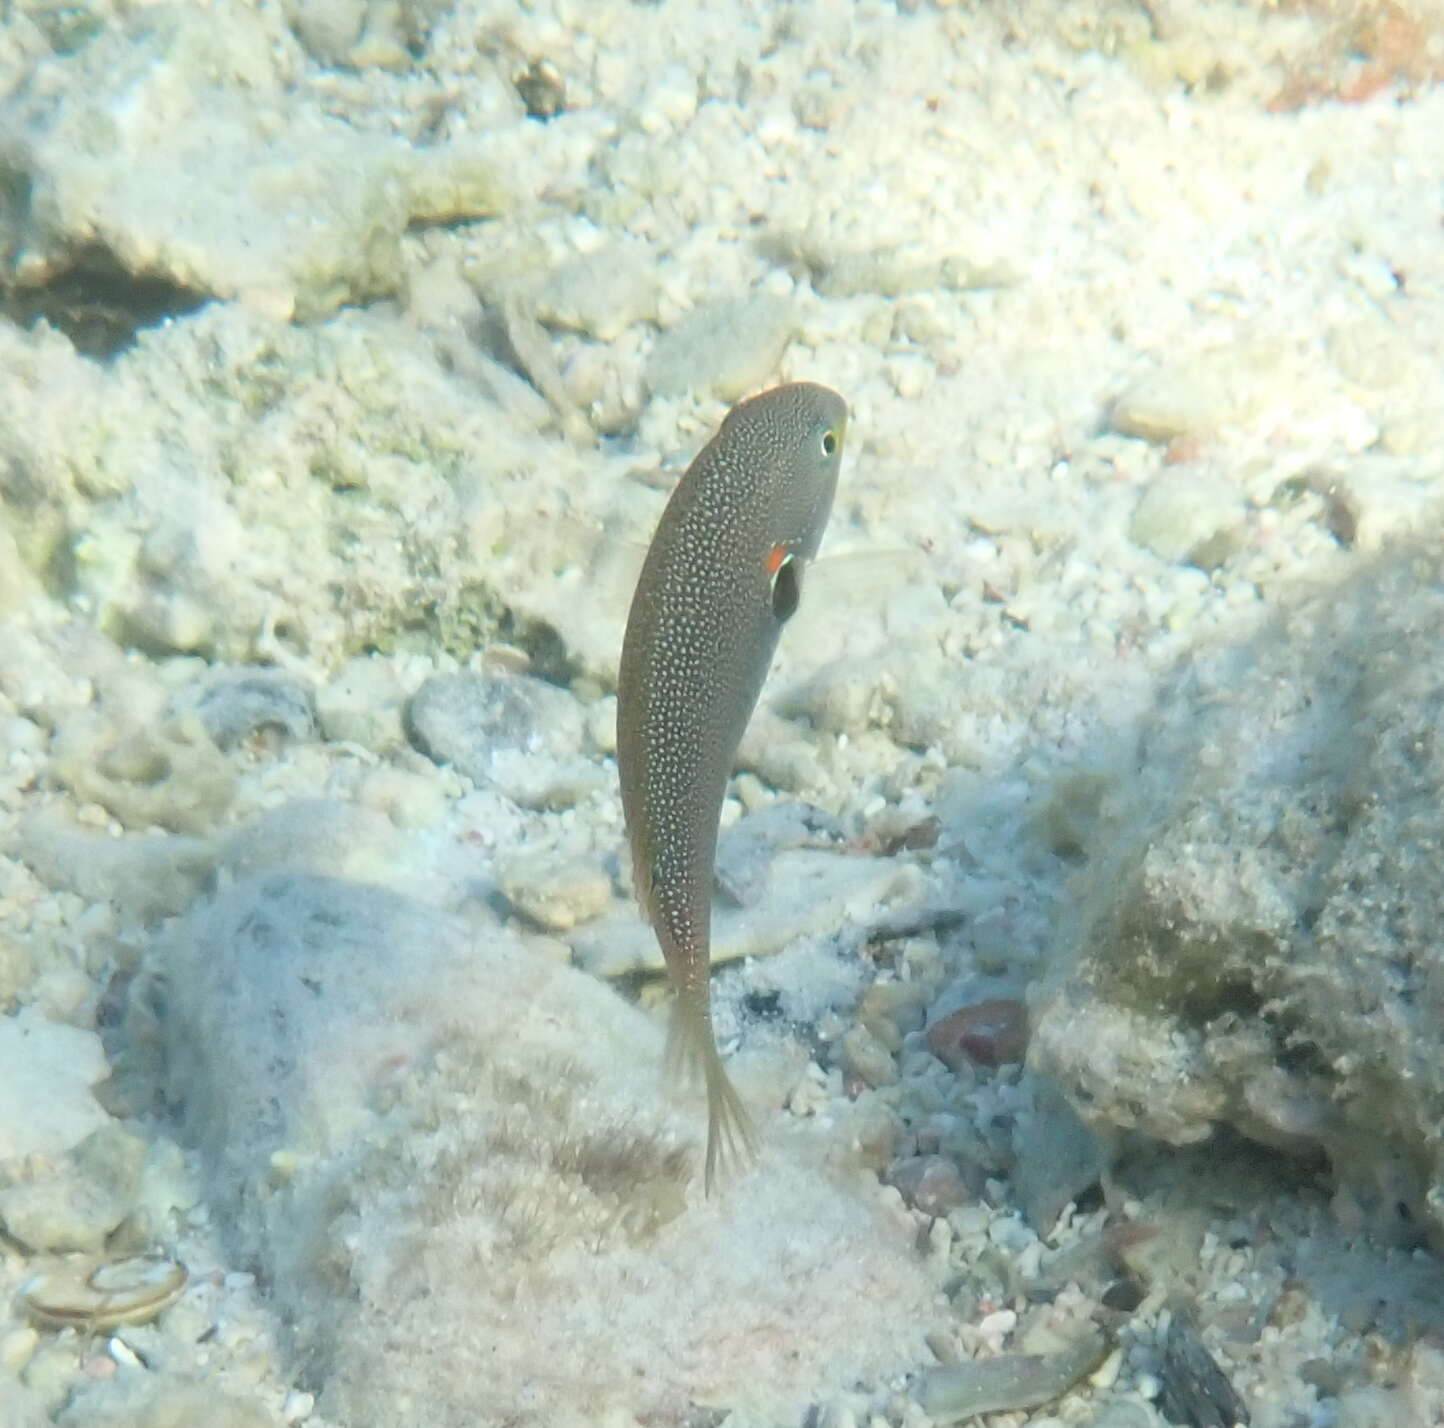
[144, 873, 942, 1428]
[1032, 529, 1444, 1241]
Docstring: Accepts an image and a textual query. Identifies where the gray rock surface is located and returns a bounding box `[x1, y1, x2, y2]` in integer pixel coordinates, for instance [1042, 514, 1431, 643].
[713, 800, 845, 907]
[10, 806, 215, 924]
[405, 668, 599, 808]
[406, 668, 583, 770]
[643, 290, 794, 401]
[570, 847, 917, 977]
[1031, 532, 1444, 1241]
[0, 1007, 108, 1160]
[1009, 1073, 1107, 1235]
[144, 873, 942, 1428]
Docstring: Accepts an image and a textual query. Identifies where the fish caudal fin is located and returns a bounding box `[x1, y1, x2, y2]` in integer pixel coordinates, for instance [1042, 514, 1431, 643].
[666, 994, 759, 1196]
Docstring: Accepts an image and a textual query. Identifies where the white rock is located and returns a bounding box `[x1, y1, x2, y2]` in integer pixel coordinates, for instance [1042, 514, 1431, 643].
[1111, 342, 1286, 443]
[0, 1007, 109, 1162]
[1128, 470, 1241, 563]
[569, 849, 916, 977]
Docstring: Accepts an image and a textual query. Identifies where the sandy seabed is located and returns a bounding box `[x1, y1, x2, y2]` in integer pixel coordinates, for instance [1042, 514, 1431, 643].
[2, 0, 1444, 1425]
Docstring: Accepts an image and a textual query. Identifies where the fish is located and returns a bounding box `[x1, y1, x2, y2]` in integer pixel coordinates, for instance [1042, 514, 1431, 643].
[616, 381, 847, 1192]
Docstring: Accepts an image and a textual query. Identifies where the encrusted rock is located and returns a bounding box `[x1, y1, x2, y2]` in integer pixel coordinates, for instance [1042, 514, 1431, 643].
[146, 873, 942, 1426]
[1032, 532, 1444, 1241]
[50, 714, 236, 835]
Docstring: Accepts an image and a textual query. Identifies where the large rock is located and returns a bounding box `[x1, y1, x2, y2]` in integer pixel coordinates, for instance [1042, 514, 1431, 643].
[1031, 530, 1444, 1242]
[142, 873, 943, 1427]
[0, 2, 505, 324]
[0, 303, 576, 670]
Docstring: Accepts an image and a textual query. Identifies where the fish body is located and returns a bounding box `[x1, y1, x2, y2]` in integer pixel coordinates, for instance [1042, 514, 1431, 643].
[616, 381, 847, 1191]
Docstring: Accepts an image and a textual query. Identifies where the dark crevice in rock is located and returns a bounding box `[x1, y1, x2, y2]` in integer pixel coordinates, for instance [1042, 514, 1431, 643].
[2, 245, 210, 359]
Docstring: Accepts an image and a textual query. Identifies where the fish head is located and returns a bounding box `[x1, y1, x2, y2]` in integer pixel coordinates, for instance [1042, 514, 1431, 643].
[725, 381, 847, 570]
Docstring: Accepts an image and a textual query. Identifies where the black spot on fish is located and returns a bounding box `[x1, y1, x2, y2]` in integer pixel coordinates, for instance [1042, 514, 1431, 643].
[771, 554, 800, 623]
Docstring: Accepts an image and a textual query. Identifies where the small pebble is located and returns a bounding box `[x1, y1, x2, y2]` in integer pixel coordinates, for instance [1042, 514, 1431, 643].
[1087, 1348, 1124, 1391]
[1087, 1401, 1155, 1428]
[292, 0, 365, 65]
[840, 1023, 900, 1088]
[107, 1336, 144, 1369]
[283, 1388, 317, 1423]
[1110, 346, 1267, 443]
[644, 291, 793, 403]
[1128, 471, 1241, 565]
[315, 656, 408, 752]
[977, 1307, 1018, 1351]
[989, 1215, 1037, 1254]
[927, 999, 1029, 1069]
[514, 58, 567, 120]
[355, 766, 446, 830]
[925, 1215, 953, 1262]
[914, 1327, 1110, 1424]
[0, 1325, 38, 1376]
[886, 1155, 969, 1216]
[407, 670, 600, 807]
[496, 851, 612, 932]
[2, 716, 45, 754]
[407, 670, 585, 775]
[188, 670, 316, 750]
[585, 695, 617, 755]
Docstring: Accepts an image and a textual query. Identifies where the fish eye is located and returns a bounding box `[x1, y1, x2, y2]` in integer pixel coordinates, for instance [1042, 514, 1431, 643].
[821, 428, 838, 457]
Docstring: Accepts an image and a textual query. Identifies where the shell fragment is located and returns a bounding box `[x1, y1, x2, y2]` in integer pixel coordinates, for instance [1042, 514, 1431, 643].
[17, 1255, 188, 1331]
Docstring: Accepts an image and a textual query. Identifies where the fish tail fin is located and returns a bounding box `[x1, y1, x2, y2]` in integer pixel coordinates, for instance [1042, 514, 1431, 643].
[666, 993, 759, 1196]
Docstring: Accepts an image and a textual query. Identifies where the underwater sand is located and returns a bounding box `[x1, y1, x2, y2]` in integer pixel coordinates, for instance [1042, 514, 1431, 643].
[3, 0, 1444, 1425]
